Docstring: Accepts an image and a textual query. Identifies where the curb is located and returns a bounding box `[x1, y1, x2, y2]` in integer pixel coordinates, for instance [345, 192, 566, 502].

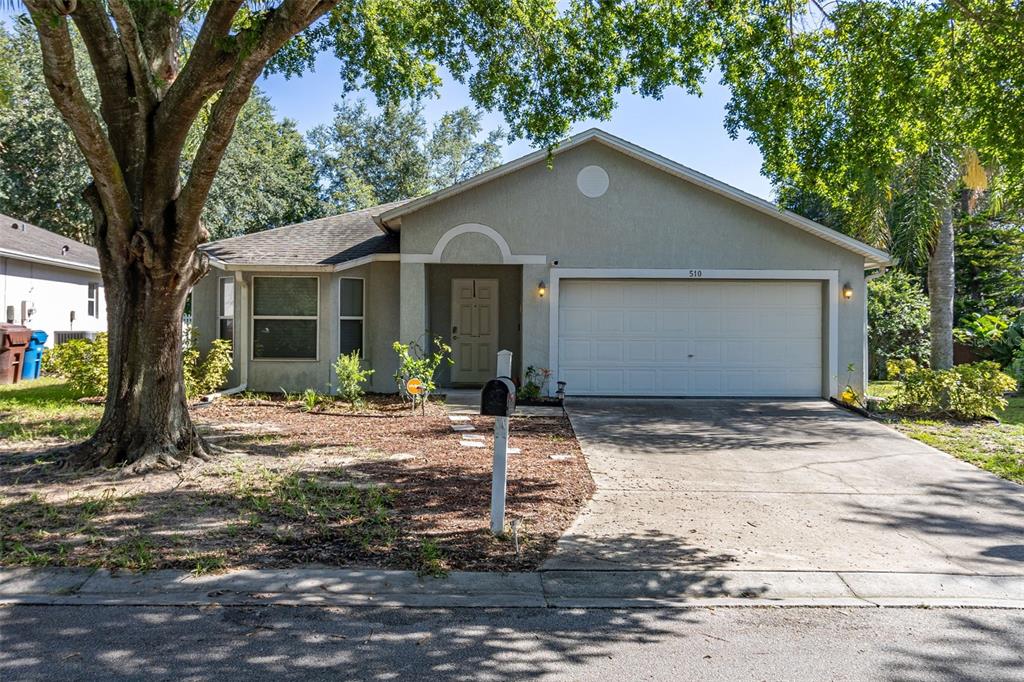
[1, 567, 1022, 609]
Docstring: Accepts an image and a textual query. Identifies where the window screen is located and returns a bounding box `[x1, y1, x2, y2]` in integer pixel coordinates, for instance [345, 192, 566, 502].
[252, 277, 318, 359]
[339, 278, 364, 356]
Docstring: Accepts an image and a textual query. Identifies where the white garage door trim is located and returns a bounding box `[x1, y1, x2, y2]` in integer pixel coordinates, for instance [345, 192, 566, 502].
[548, 269, 839, 398]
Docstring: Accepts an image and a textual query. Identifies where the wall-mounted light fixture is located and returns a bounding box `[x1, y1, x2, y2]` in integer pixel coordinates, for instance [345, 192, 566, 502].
[842, 283, 854, 300]
[538, 281, 547, 298]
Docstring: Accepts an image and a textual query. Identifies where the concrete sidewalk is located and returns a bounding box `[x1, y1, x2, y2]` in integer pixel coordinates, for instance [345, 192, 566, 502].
[2, 567, 1022, 609]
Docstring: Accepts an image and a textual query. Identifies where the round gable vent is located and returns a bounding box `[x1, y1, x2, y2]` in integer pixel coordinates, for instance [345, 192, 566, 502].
[576, 165, 609, 198]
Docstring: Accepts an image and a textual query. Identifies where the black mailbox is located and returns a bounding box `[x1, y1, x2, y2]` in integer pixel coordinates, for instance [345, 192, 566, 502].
[481, 377, 516, 417]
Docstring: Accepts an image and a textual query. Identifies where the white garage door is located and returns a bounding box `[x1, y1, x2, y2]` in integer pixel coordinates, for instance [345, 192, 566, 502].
[557, 279, 823, 397]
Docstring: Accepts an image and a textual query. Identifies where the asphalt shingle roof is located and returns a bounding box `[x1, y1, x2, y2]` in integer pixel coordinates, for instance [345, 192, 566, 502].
[0, 213, 100, 269]
[200, 201, 408, 266]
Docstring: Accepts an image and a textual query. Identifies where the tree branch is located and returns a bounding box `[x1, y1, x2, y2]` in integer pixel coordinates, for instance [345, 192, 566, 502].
[106, 0, 158, 111]
[25, 1, 133, 245]
[175, 0, 335, 238]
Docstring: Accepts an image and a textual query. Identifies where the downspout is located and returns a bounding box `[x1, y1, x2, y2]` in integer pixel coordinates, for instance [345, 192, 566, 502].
[202, 271, 249, 401]
[862, 266, 888, 394]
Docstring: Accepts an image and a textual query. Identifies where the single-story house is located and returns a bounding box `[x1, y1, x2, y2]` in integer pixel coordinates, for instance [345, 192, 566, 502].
[0, 214, 106, 347]
[193, 129, 890, 398]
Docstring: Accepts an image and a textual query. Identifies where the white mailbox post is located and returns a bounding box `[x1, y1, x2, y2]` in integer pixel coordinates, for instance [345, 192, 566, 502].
[488, 350, 514, 535]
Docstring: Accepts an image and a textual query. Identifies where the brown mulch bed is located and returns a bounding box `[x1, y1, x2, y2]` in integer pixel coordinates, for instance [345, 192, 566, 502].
[0, 396, 593, 573]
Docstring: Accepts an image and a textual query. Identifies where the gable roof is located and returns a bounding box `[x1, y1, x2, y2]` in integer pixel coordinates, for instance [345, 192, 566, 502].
[0, 214, 100, 272]
[201, 200, 409, 270]
[377, 128, 891, 269]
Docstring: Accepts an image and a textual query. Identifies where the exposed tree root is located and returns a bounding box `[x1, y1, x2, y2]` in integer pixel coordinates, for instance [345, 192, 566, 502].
[56, 427, 215, 475]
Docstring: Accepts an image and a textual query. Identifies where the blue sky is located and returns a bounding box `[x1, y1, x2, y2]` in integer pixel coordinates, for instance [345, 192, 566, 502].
[2, 9, 773, 200]
[262, 53, 773, 200]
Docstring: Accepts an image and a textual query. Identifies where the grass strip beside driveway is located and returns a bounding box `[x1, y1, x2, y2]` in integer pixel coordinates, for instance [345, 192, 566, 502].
[870, 382, 1024, 484]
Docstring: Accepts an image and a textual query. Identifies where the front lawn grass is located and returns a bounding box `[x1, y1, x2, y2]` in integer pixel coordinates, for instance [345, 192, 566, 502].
[868, 381, 1023, 484]
[0, 377, 102, 443]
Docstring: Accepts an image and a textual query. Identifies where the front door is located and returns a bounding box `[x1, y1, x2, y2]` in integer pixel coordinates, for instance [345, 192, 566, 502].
[451, 278, 499, 384]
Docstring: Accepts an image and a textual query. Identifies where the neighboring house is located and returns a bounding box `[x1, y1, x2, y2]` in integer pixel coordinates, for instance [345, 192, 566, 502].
[0, 214, 105, 346]
[194, 129, 890, 398]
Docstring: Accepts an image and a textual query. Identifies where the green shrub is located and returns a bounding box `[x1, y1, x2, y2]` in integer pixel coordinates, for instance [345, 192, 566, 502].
[517, 366, 551, 401]
[300, 388, 321, 412]
[868, 271, 930, 379]
[41, 333, 108, 396]
[392, 337, 453, 407]
[987, 313, 1024, 368]
[889, 361, 1017, 420]
[333, 350, 374, 405]
[886, 358, 919, 379]
[42, 330, 232, 401]
[183, 333, 233, 400]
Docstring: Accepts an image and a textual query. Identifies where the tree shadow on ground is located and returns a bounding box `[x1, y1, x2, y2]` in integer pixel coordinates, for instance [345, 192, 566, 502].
[0, 603, 709, 681]
[839, 476, 1024, 572]
[883, 611, 1024, 682]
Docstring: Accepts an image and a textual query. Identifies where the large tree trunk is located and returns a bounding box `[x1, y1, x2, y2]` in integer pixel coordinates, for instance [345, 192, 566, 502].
[23, 0, 349, 470]
[63, 216, 211, 472]
[928, 202, 956, 370]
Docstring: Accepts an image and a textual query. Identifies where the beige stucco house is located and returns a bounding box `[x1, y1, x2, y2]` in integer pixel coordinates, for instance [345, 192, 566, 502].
[193, 129, 890, 399]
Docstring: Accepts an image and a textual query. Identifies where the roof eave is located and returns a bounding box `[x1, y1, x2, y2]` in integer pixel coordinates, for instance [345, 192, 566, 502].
[0, 247, 101, 273]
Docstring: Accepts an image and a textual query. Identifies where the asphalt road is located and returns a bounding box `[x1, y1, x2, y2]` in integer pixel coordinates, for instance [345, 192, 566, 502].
[2, 604, 1022, 681]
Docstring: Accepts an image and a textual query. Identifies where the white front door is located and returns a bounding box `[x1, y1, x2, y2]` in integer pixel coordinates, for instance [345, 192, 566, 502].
[451, 278, 499, 384]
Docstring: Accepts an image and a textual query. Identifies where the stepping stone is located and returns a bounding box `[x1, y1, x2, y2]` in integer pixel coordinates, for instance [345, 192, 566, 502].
[448, 415, 471, 422]
[462, 434, 486, 441]
[451, 424, 476, 432]
[507, 448, 521, 455]
[460, 440, 486, 448]
[549, 454, 574, 461]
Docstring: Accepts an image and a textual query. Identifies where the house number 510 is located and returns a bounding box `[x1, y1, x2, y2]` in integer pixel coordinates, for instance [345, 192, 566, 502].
[688, 269, 703, 278]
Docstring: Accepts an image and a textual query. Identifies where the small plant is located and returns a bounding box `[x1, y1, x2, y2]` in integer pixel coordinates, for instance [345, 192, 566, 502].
[839, 363, 861, 407]
[889, 361, 1017, 421]
[414, 537, 448, 578]
[392, 337, 454, 409]
[105, 535, 156, 572]
[518, 366, 552, 401]
[187, 552, 227, 576]
[41, 333, 108, 396]
[300, 388, 321, 412]
[333, 350, 374, 406]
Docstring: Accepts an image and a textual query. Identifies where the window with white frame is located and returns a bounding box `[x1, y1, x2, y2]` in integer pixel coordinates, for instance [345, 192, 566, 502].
[252, 276, 318, 359]
[218, 277, 234, 343]
[87, 283, 100, 318]
[339, 277, 364, 356]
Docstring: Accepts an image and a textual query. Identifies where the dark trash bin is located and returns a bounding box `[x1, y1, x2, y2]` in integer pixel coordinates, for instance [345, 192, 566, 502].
[21, 330, 48, 380]
[0, 324, 31, 385]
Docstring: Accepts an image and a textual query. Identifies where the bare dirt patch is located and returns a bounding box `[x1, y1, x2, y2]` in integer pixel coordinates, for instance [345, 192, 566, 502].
[0, 396, 592, 573]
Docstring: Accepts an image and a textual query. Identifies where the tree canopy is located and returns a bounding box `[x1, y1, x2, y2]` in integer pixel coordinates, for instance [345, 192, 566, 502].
[0, 18, 323, 242]
[718, 0, 1024, 368]
[308, 101, 502, 211]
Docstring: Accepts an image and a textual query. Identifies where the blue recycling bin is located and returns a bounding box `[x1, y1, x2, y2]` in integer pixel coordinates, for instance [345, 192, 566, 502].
[21, 330, 48, 380]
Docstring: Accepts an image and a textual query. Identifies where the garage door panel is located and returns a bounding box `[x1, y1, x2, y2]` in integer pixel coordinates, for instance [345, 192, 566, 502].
[558, 279, 823, 397]
[594, 341, 624, 362]
[659, 309, 690, 333]
[627, 310, 658, 333]
[593, 310, 624, 333]
[627, 341, 658, 362]
[561, 309, 592, 334]
[626, 370, 658, 392]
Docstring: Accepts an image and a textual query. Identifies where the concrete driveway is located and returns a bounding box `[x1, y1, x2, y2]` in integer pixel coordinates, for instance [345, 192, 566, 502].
[545, 399, 1024, 577]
